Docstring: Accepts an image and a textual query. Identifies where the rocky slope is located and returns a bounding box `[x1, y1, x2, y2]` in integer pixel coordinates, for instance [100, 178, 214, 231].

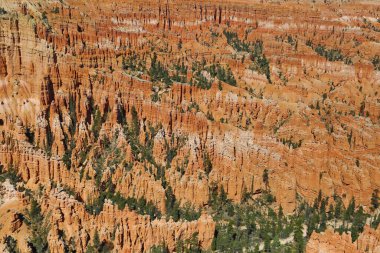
[0, 0, 379, 252]
[307, 226, 380, 253]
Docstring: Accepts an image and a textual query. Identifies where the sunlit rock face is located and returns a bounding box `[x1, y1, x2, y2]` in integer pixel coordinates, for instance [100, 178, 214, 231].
[0, 0, 379, 252]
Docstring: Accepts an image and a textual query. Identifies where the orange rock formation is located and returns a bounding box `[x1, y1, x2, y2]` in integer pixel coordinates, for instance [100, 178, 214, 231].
[0, 0, 379, 252]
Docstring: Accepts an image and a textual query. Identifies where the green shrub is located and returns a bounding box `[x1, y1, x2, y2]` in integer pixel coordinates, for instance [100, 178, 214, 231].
[51, 7, 59, 14]
[0, 8, 7, 15]
[175, 233, 201, 253]
[122, 51, 146, 72]
[25, 127, 35, 145]
[205, 63, 236, 86]
[307, 42, 352, 64]
[191, 71, 212, 89]
[4, 236, 19, 253]
[223, 30, 250, 52]
[171, 60, 188, 83]
[0, 165, 21, 186]
[149, 243, 169, 253]
[165, 186, 200, 222]
[372, 55, 380, 71]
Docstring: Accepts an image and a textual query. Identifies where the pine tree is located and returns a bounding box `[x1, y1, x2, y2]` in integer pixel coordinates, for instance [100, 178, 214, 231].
[219, 186, 228, 203]
[91, 108, 102, 140]
[351, 206, 366, 242]
[93, 230, 100, 250]
[254, 244, 260, 253]
[319, 213, 327, 232]
[131, 106, 140, 137]
[203, 152, 213, 175]
[345, 197, 356, 221]
[334, 200, 342, 219]
[371, 189, 379, 210]
[264, 235, 271, 252]
[294, 221, 305, 253]
[328, 203, 334, 220]
[263, 169, 269, 189]
[4, 236, 19, 253]
[25, 199, 50, 253]
[272, 235, 281, 251]
[242, 186, 251, 203]
[278, 205, 284, 219]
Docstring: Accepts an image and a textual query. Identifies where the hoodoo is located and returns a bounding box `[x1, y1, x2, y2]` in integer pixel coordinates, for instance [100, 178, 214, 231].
[0, 0, 379, 252]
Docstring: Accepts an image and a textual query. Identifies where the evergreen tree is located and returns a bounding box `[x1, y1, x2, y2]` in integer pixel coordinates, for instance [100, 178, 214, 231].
[264, 235, 271, 252]
[242, 186, 251, 203]
[294, 221, 305, 253]
[263, 169, 269, 189]
[93, 230, 100, 250]
[91, 108, 102, 140]
[150, 243, 169, 253]
[344, 197, 355, 221]
[351, 206, 366, 242]
[328, 203, 334, 220]
[117, 104, 127, 126]
[25, 199, 50, 253]
[334, 200, 342, 219]
[278, 205, 284, 219]
[203, 152, 213, 175]
[272, 235, 281, 251]
[254, 244, 260, 253]
[219, 186, 228, 203]
[4, 236, 19, 253]
[371, 189, 379, 210]
[68, 95, 77, 136]
[131, 106, 140, 137]
[319, 213, 327, 232]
